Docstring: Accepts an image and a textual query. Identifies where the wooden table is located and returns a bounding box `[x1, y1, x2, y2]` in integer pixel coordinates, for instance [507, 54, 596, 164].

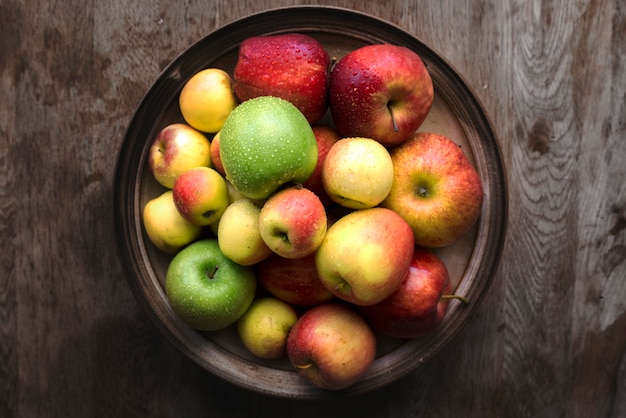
[3, 1, 625, 417]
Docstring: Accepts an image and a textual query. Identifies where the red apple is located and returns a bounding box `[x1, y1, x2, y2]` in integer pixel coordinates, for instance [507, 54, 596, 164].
[382, 132, 484, 248]
[256, 253, 334, 307]
[286, 303, 377, 390]
[329, 43, 434, 147]
[302, 125, 340, 206]
[172, 166, 229, 226]
[358, 247, 466, 339]
[209, 131, 225, 176]
[233, 33, 330, 124]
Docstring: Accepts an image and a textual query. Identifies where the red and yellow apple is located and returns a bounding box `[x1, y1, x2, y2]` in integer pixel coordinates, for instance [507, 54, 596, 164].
[172, 166, 229, 226]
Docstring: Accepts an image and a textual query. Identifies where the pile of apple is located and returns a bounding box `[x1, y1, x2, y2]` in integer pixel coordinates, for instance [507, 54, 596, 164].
[141, 33, 484, 391]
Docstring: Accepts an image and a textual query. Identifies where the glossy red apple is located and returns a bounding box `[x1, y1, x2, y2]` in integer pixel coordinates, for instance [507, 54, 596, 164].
[329, 43, 434, 147]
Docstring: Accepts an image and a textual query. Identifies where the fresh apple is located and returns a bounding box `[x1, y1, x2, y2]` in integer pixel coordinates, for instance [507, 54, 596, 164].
[358, 247, 467, 339]
[315, 207, 415, 306]
[233, 33, 330, 124]
[217, 198, 273, 266]
[165, 239, 257, 331]
[148, 123, 212, 189]
[329, 43, 434, 147]
[382, 132, 484, 248]
[258, 186, 327, 259]
[302, 125, 341, 206]
[237, 297, 298, 360]
[256, 253, 334, 307]
[179, 68, 238, 133]
[172, 166, 229, 226]
[142, 190, 203, 254]
[219, 96, 318, 200]
[322, 137, 395, 209]
[286, 303, 377, 390]
[210, 131, 225, 175]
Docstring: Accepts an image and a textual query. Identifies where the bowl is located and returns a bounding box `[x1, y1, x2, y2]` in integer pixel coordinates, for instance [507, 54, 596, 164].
[114, 6, 507, 399]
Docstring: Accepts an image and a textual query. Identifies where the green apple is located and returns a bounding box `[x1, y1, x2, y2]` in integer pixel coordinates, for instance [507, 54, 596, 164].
[219, 96, 318, 200]
[315, 207, 415, 306]
[217, 198, 273, 266]
[322, 137, 395, 209]
[172, 166, 230, 226]
[165, 239, 257, 331]
[237, 297, 298, 360]
[142, 190, 203, 254]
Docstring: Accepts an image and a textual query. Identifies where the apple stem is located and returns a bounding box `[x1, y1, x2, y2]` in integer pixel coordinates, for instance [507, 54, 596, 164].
[388, 102, 399, 132]
[207, 265, 218, 280]
[441, 294, 470, 305]
[295, 363, 315, 370]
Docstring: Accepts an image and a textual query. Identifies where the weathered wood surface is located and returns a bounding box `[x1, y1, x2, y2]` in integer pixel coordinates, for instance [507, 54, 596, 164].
[2, 0, 625, 417]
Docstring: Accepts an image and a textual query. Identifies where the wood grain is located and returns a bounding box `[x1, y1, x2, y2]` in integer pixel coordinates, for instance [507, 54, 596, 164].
[1, 0, 625, 417]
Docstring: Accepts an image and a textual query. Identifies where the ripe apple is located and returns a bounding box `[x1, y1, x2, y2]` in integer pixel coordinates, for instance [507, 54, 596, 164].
[256, 253, 334, 307]
[315, 207, 415, 306]
[210, 131, 225, 175]
[286, 303, 377, 391]
[322, 137, 394, 209]
[142, 190, 203, 254]
[179, 68, 238, 133]
[258, 186, 327, 259]
[165, 239, 257, 331]
[219, 96, 318, 200]
[217, 198, 273, 266]
[237, 297, 298, 360]
[172, 166, 229, 226]
[358, 247, 467, 339]
[302, 125, 341, 207]
[382, 132, 484, 248]
[233, 33, 330, 124]
[329, 43, 434, 147]
[148, 123, 212, 188]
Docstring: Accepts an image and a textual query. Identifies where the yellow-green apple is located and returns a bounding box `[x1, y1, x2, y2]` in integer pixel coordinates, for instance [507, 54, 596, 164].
[382, 132, 484, 248]
[256, 253, 334, 307]
[148, 123, 212, 188]
[219, 96, 318, 200]
[302, 125, 340, 206]
[286, 303, 376, 390]
[233, 33, 330, 124]
[210, 131, 225, 175]
[258, 186, 327, 259]
[329, 44, 434, 147]
[165, 239, 256, 331]
[315, 207, 414, 306]
[358, 247, 467, 339]
[172, 167, 229, 226]
[179, 68, 238, 133]
[237, 297, 298, 360]
[142, 190, 203, 254]
[322, 137, 394, 209]
[217, 198, 273, 266]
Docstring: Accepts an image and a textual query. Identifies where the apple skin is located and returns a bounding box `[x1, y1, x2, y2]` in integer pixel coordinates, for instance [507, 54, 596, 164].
[165, 239, 257, 331]
[302, 125, 341, 207]
[329, 44, 434, 147]
[286, 303, 377, 390]
[358, 247, 454, 339]
[315, 207, 415, 306]
[256, 253, 335, 307]
[233, 33, 330, 124]
[258, 186, 327, 259]
[148, 123, 212, 189]
[382, 132, 484, 248]
[172, 166, 229, 226]
[209, 131, 225, 176]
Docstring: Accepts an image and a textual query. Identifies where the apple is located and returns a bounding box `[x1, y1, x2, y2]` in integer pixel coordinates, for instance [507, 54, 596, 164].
[217, 198, 273, 266]
[237, 297, 298, 360]
[358, 247, 467, 339]
[233, 33, 330, 124]
[210, 131, 225, 175]
[315, 207, 415, 306]
[322, 137, 395, 209]
[148, 123, 212, 189]
[219, 96, 318, 200]
[179, 68, 238, 133]
[142, 190, 203, 254]
[258, 186, 327, 259]
[256, 253, 334, 307]
[382, 132, 484, 248]
[165, 239, 257, 331]
[286, 303, 377, 390]
[329, 43, 434, 147]
[302, 125, 340, 206]
[172, 166, 230, 226]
